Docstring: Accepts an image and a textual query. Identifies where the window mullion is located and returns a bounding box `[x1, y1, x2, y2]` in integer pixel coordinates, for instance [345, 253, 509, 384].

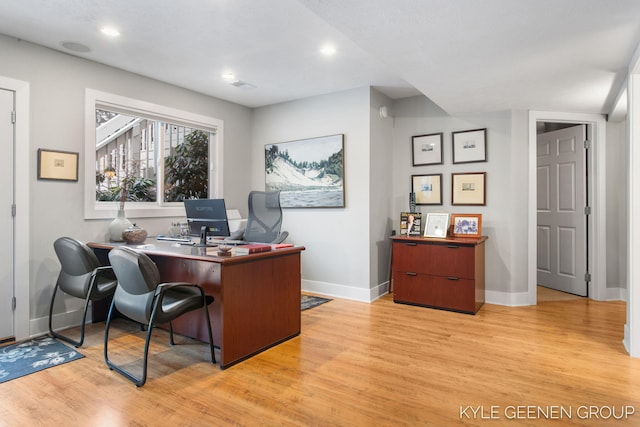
[156, 121, 165, 206]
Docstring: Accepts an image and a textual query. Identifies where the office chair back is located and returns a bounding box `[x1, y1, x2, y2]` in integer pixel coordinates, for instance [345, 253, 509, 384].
[54, 237, 103, 299]
[50, 237, 117, 347]
[244, 190, 285, 243]
[107, 246, 162, 325]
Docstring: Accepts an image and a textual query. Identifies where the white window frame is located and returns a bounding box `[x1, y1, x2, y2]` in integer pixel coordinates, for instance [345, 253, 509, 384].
[84, 89, 224, 219]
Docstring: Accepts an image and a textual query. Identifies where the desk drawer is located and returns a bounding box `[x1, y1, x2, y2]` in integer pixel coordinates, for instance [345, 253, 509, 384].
[392, 242, 475, 279]
[393, 272, 477, 313]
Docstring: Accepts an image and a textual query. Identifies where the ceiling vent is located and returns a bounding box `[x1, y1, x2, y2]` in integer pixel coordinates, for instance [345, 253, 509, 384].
[230, 80, 256, 90]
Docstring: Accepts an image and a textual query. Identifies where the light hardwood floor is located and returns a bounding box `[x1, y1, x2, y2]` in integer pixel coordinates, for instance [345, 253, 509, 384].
[1, 291, 639, 426]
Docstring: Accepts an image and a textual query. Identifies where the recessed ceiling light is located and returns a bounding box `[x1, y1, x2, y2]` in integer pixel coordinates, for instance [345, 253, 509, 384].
[100, 27, 120, 37]
[320, 45, 336, 56]
[221, 72, 236, 81]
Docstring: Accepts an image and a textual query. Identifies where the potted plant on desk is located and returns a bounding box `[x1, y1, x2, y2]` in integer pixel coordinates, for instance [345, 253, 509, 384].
[100, 161, 155, 241]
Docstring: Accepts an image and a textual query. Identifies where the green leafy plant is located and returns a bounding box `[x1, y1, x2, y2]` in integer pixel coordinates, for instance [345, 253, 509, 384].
[164, 129, 209, 201]
[96, 161, 155, 207]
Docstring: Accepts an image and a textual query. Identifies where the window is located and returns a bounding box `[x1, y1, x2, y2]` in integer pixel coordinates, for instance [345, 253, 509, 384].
[85, 89, 224, 219]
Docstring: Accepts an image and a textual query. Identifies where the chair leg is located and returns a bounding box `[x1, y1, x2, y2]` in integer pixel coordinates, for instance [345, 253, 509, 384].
[104, 300, 150, 387]
[49, 283, 90, 348]
[169, 321, 175, 346]
[202, 293, 216, 364]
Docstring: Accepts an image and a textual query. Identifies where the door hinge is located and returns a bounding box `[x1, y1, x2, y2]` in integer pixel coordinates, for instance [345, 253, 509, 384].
[11, 204, 16, 217]
[584, 206, 591, 215]
[11, 110, 16, 124]
[12, 297, 16, 311]
[584, 272, 591, 283]
[584, 140, 591, 149]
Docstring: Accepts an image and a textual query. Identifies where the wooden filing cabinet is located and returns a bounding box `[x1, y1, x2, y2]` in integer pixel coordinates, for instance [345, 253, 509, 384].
[390, 235, 487, 314]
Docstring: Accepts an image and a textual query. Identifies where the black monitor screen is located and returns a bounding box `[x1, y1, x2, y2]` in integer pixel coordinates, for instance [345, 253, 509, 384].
[184, 199, 230, 237]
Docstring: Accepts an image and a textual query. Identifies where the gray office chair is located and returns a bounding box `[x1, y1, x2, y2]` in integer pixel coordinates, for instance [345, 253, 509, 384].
[49, 237, 117, 347]
[104, 246, 215, 387]
[231, 190, 288, 244]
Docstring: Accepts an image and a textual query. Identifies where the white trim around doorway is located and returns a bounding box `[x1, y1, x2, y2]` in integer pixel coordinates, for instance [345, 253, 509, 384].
[0, 75, 30, 341]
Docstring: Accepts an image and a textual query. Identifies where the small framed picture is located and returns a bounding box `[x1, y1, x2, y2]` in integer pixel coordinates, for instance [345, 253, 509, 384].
[37, 149, 79, 181]
[424, 213, 449, 238]
[451, 213, 483, 238]
[412, 173, 443, 205]
[412, 133, 443, 166]
[452, 128, 487, 164]
[452, 172, 486, 205]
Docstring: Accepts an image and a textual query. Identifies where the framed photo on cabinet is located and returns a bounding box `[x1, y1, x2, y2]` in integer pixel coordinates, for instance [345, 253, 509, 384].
[424, 213, 449, 238]
[412, 133, 443, 166]
[451, 172, 486, 205]
[411, 173, 443, 205]
[451, 213, 482, 238]
[452, 128, 487, 164]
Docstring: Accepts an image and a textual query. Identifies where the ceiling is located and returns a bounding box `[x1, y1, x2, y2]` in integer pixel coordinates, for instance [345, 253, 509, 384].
[1, 0, 640, 115]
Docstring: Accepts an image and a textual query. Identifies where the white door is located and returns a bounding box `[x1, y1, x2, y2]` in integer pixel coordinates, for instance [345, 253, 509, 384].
[537, 125, 587, 296]
[0, 88, 14, 340]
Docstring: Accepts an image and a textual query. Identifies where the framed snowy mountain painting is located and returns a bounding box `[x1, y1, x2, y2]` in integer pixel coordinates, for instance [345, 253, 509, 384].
[265, 134, 345, 208]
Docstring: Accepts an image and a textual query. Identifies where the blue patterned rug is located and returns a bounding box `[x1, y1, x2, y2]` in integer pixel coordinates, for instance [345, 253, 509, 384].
[301, 295, 332, 311]
[0, 335, 84, 384]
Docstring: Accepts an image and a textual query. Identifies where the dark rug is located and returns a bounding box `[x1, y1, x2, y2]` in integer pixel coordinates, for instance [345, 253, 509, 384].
[0, 335, 84, 384]
[301, 295, 332, 311]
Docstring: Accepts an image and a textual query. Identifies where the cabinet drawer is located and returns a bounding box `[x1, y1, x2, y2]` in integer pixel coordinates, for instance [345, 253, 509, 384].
[393, 272, 477, 313]
[392, 242, 475, 279]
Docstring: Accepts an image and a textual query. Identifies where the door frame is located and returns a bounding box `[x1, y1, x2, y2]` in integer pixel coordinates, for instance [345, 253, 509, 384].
[0, 76, 30, 341]
[528, 111, 607, 304]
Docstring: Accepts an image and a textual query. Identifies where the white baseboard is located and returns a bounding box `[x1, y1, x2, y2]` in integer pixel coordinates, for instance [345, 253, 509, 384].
[485, 290, 532, 307]
[600, 286, 626, 301]
[31, 307, 89, 338]
[302, 279, 389, 302]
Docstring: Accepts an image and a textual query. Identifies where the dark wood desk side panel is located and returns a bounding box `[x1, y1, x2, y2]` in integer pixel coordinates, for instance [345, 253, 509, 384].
[218, 254, 301, 366]
[157, 252, 301, 368]
[475, 242, 486, 311]
[151, 255, 222, 345]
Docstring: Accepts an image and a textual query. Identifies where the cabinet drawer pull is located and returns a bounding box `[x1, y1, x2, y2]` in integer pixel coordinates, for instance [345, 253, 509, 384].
[447, 276, 460, 281]
[447, 245, 459, 249]
[406, 243, 418, 246]
[406, 272, 418, 276]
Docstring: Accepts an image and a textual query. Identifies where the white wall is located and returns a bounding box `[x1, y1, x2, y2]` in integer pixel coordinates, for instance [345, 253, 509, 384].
[606, 120, 627, 293]
[369, 89, 394, 297]
[251, 87, 375, 301]
[0, 35, 253, 333]
[391, 96, 530, 304]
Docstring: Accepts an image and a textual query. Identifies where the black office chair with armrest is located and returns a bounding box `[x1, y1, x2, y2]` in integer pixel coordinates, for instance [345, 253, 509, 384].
[49, 237, 117, 347]
[229, 190, 288, 244]
[104, 246, 216, 387]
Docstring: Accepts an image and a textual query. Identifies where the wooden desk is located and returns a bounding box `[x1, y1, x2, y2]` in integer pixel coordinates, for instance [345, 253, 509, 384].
[88, 241, 304, 369]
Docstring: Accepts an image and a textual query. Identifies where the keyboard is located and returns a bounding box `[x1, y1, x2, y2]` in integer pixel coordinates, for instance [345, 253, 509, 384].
[156, 235, 193, 243]
[212, 239, 245, 245]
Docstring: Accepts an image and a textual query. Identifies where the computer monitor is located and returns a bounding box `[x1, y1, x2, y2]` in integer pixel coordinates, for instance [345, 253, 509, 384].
[184, 199, 230, 238]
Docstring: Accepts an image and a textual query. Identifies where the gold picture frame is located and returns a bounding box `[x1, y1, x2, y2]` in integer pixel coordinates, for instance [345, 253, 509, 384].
[37, 149, 79, 181]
